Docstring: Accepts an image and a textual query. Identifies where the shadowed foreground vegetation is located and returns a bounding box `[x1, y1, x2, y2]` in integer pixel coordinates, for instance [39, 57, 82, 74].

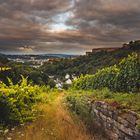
[0, 92, 102, 140]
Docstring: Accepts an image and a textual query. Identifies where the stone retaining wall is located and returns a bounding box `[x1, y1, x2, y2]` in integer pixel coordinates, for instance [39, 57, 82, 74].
[91, 101, 140, 140]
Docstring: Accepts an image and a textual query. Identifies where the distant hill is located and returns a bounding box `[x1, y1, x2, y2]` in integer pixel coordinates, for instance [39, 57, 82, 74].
[41, 40, 140, 78]
[5, 54, 78, 60]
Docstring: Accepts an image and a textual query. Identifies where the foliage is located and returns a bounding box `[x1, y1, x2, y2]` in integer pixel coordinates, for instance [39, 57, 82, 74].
[116, 53, 140, 92]
[35, 86, 60, 103]
[66, 88, 140, 115]
[48, 79, 56, 88]
[71, 74, 95, 90]
[0, 62, 55, 87]
[129, 40, 140, 50]
[93, 65, 119, 90]
[0, 54, 9, 64]
[0, 76, 41, 125]
[0, 67, 11, 71]
[66, 90, 92, 124]
[40, 46, 140, 79]
[71, 53, 140, 93]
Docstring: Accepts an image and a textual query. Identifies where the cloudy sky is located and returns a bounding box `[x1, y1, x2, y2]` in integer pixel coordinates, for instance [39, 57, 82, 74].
[0, 0, 140, 54]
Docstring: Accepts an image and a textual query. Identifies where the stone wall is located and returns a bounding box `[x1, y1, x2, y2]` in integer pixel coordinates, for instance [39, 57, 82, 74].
[91, 101, 140, 140]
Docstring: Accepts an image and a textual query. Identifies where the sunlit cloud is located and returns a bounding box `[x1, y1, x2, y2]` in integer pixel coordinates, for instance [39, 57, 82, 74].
[48, 12, 74, 32]
[0, 0, 140, 54]
[18, 46, 35, 53]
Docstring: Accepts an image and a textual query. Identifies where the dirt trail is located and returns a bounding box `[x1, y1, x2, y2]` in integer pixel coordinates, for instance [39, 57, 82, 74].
[3, 94, 95, 140]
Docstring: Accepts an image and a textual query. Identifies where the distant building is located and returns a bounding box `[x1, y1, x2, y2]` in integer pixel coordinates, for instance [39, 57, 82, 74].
[56, 83, 63, 89]
[85, 42, 135, 56]
[65, 79, 72, 84]
[55, 79, 63, 89]
[65, 74, 70, 79]
[92, 47, 121, 53]
[47, 58, 60, 63]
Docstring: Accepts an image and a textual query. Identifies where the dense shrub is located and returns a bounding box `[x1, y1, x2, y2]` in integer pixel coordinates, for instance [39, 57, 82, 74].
[116, 53, 140, 92]
[72, 75, 95, 90]
[92, 65, 119, 90]
[71, 53, 140, 93]
[0, 76, 40, 125]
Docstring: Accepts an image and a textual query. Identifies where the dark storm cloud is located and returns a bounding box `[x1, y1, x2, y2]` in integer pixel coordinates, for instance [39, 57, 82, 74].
[0, 0, 140, 54]
[67, 0, 140, 43]
[0, 0, 73, 53]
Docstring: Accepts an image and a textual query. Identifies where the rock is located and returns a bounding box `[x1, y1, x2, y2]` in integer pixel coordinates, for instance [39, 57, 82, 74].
[93, 108, 98, 114]
[118, 117, 129, 127]
[125, 136, 132, 140]
[117, 122, 134, 136]
[99, 112, 107, 121]
[112, 111, 118, 120]
[110, 132, 119, 140]
[91, 101, 139, 139]
[122, 112, 138, 126]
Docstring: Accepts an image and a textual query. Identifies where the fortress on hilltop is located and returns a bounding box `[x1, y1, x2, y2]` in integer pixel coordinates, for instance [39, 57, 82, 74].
[86, 40, 140, 55]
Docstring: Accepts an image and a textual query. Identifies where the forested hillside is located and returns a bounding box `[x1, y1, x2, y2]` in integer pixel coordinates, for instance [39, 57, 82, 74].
[41, 41, 140, 79]
[71, 53, 140, 92]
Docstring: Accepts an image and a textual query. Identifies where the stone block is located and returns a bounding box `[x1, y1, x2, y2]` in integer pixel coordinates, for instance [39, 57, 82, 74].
[119, 124, 134, 136]
[125, 136, 132, 140]
[118, 117, 129, 127]
[99, 112, 107, 122]
[122, 111, 138, 126]
[91, 102, 140, 140]
[112, 111, 119, 120]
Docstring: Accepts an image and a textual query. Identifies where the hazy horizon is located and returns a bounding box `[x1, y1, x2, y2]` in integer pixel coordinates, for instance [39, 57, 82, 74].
[1, 52, 80, 55]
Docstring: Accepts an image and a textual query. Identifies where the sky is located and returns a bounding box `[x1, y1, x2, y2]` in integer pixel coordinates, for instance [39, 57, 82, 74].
[0, 0, 140, 54]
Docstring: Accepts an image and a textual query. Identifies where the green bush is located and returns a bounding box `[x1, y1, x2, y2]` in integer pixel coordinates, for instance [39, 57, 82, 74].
[71, 53, 140, 93]
[116, 53, 140, 92]
[0, 76, 40, 125]
[72, 75, 95, 90]
[92, 65, 119, 90]
[66, 91, 92, 123]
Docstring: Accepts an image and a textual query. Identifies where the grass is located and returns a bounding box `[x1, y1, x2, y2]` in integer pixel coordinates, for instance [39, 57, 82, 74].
[65, 88, 140, 139]
[0, 91, 98, 140]
[67, 88, 140, 114]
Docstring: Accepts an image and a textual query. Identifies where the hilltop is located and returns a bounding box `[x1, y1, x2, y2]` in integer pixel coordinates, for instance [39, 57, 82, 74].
[41, 40, 140, 78]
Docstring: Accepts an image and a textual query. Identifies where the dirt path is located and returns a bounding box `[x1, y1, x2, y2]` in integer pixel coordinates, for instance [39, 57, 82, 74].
[3, 93, 94, 140]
